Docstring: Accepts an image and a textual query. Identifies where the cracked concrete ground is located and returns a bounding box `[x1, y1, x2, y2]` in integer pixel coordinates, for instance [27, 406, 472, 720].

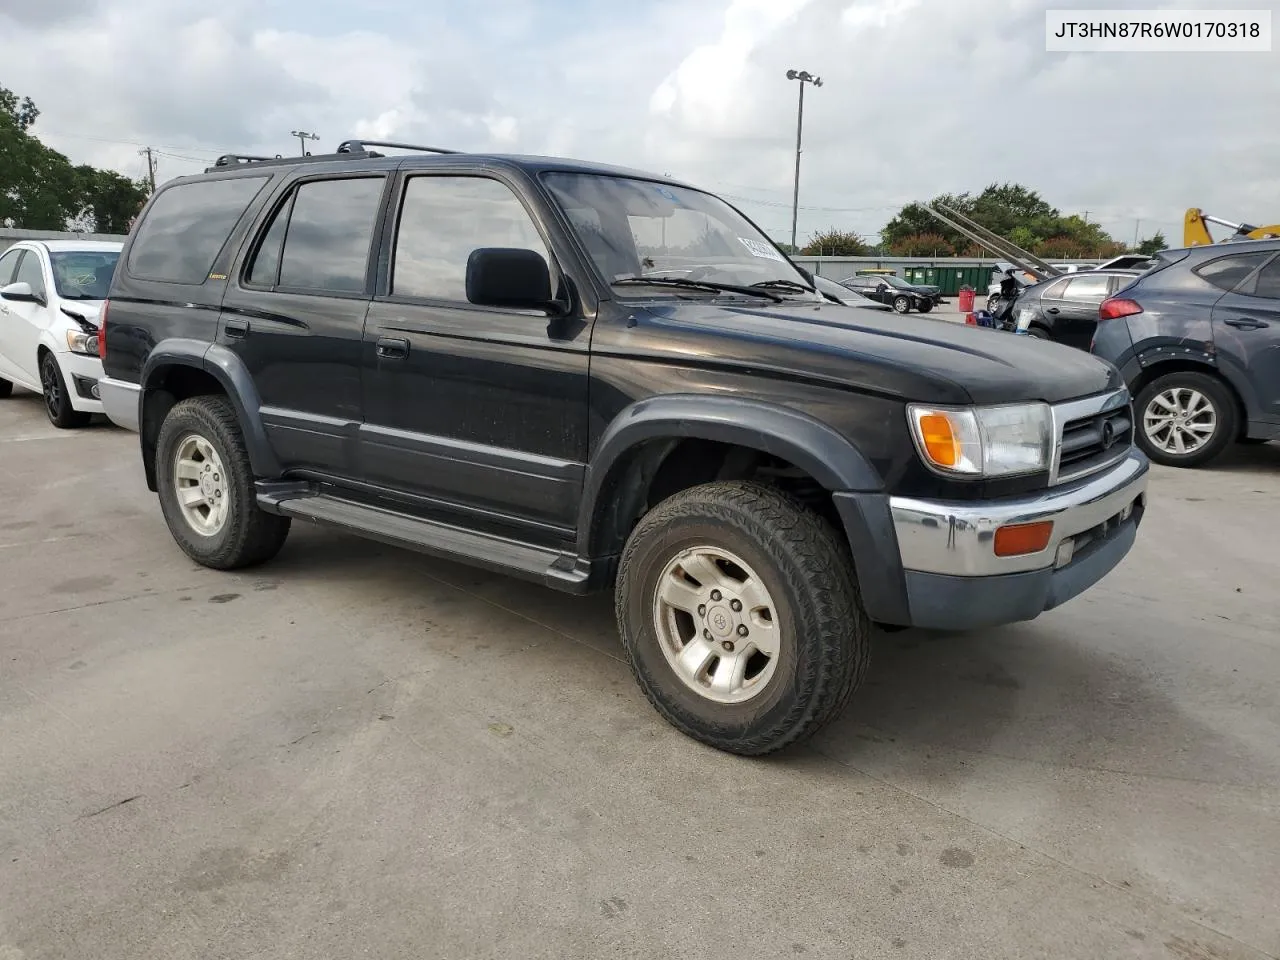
[1, 391, 1277, 960]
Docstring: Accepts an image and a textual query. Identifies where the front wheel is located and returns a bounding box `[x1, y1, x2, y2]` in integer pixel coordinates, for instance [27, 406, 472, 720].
[917, 301, 933, 313]
[1135, 371, 1236, 468]
[892, 296, 911, 314]
[616, 481, 871, 756]
[40, 353, 90, 428]
[155, 395, 290, 569]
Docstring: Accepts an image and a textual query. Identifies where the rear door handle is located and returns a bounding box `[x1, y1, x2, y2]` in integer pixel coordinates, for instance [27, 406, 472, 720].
[1223, 318, 1269, 330]
[375, 336, 409, 360]
[1047, 307, 1061, 315]
[224, 318, 249, 339]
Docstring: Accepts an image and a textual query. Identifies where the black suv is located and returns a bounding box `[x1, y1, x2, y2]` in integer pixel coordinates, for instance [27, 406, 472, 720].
[1092, 240, 1280, 468]
[98, 140, 1150, 754]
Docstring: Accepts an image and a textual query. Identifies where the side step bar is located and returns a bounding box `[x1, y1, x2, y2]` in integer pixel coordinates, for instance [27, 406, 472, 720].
[257, 483, 596, 595]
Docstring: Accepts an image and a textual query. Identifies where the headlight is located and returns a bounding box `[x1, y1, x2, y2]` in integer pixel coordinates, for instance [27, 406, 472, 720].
[908, 402, 1052, 477]
[65, 329, 99, 356]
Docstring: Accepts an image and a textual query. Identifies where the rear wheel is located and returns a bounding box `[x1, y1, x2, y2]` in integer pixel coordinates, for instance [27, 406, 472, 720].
[1135, 371, 1236, 468]
[1027, 325, 1050, 339]
[892, 296, 911, 314]
[155, 395, 290, 569]
[40, 352, 90, 428]
[616, 481, 871, 756]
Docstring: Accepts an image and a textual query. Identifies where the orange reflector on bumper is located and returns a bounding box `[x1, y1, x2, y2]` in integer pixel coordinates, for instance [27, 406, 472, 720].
[994, 521, 1054, 557]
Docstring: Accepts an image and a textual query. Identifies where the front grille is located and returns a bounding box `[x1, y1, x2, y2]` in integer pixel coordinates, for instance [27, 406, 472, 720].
[1057, 405, 1133, 482]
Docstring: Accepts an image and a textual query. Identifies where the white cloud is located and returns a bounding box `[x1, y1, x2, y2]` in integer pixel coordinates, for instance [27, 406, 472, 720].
[3, 0, 1278, 247]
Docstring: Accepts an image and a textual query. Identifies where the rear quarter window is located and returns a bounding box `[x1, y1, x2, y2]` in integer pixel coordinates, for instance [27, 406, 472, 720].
[1193, 252, 1271, 293]
[128, 176, 269, 284]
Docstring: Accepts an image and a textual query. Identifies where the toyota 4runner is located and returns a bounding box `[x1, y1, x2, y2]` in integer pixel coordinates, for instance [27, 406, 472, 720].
[98, 140, 1150, 755]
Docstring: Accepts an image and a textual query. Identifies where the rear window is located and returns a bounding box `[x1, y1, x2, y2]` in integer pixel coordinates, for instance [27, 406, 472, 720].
[129, 176, 269, 283]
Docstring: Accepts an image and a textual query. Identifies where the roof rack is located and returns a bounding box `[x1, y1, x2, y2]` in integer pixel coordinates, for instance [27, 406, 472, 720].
[204, 149, 382, 174]
[212, 153, 285, 167]
[335, 139, 459, 156]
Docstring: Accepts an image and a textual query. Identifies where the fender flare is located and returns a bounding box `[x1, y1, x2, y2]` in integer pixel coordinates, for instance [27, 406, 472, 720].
[1134, 346, 1261, 422]
[140, 340, 281, 482]
[577, 394, 882, 556]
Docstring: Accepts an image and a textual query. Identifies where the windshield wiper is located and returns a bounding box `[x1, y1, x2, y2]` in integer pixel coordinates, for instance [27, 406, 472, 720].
[751, 280, 815, 294]
[613, 276, 782, 303]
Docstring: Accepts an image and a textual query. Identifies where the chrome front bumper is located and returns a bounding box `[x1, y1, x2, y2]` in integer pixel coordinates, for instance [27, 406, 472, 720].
[890, 451, 1148, 577]
[99, 377, 141, 432]
[883, 451, 1149, 630]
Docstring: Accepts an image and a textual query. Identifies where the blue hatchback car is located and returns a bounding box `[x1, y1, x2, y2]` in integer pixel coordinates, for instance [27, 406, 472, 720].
[1091, 239, 1280, 468]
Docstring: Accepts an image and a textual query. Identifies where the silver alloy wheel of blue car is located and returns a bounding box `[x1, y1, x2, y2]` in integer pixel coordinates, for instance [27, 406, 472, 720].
[1143, 386, 1218, 456]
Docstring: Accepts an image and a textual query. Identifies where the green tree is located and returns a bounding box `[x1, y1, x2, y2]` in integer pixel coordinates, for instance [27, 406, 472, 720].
[801, 228, 869, 257]
[1135, 230, 1167, 256]
[881, 183, 1124, 258]
[0, 83, 147, 232]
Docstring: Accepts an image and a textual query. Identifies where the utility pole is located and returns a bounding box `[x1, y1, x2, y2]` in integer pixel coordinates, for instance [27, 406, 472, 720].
[1133, 219, 1141, 250]
[139, 147, 156, 192]
[291, 130, 319, 156]
[785, 69, 822, 252]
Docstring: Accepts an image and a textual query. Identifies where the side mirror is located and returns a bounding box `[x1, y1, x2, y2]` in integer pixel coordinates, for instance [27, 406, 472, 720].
[1, 281, 44, 306]
[466, 248, 556, 311]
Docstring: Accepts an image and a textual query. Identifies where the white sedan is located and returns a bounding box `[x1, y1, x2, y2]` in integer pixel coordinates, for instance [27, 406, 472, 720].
[0, 240, 121, 428]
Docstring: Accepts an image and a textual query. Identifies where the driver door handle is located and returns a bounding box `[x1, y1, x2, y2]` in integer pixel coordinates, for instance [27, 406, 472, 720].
[375, 336, 409, 360]
[1222, 318, 1268, 329]
[1046, 307, 1061, 314]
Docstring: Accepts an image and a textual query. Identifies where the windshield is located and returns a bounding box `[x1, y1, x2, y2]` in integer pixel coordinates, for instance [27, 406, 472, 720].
[542, 173, 815, 298]
[50, 251, 119, 300]
[881, 275, 914, 289]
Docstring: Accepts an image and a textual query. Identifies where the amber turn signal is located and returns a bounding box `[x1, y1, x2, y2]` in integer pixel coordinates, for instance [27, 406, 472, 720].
[917, 413, 959, 468]
[993, 521, 1054, 558]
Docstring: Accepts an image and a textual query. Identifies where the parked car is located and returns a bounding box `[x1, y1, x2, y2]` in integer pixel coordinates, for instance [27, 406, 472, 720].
[840, 274, 937, 313]
[99, 141, 1150, 755]
[812, 275, 893, 311]
[1091, 239, 1280, 467]
[0, 240, 120, 427]
[1006, 270, 1143, 348]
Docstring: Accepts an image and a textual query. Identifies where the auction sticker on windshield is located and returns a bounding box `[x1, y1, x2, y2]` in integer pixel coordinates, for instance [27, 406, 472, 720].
[739, 237, 786, 262]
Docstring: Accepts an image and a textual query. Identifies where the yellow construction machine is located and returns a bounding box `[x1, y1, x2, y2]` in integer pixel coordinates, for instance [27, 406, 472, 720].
[1184, 209, 1280, 246]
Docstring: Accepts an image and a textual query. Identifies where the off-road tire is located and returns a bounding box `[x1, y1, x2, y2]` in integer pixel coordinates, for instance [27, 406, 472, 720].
[892, 296, 911, 314]
[616, 481, 871, 756]
[1135, 370, 1237, 469]
[155, 395, 290, 569]
[40, 352, 90, 428]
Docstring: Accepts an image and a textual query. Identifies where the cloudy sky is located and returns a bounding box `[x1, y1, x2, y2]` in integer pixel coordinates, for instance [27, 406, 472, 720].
[3, 0, 1277, 246]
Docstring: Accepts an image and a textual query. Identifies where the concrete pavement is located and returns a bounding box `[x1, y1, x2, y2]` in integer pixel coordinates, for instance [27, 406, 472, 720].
[1, 389, 1278, 960]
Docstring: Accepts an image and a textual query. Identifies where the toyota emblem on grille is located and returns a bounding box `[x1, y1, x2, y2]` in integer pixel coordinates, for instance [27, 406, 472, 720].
[1101, 418, 1117, 449]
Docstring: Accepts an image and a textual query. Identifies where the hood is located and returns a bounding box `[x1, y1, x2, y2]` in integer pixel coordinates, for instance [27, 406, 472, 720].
[634, 299, 1122, 406]
[60, 301, 103, 329]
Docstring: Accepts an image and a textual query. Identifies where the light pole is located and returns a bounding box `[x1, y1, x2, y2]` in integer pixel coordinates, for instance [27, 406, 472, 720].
[785, 69, 822, 252]
[291, 130, 319, 156]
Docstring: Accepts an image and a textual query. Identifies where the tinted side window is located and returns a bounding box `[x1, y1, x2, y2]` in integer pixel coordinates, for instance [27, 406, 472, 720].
[1062, 274, 1111, 302]
[1248, 257, 1280, 300]
[278, 178, 384, 294]
[0, 248, 22, 286]
[393, 176, 549, 302]
[245, 195, 293, 287]
[1195, 253, 1270, 293]
[129, 176, 268, 283]
[15, 251, 47, 297]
